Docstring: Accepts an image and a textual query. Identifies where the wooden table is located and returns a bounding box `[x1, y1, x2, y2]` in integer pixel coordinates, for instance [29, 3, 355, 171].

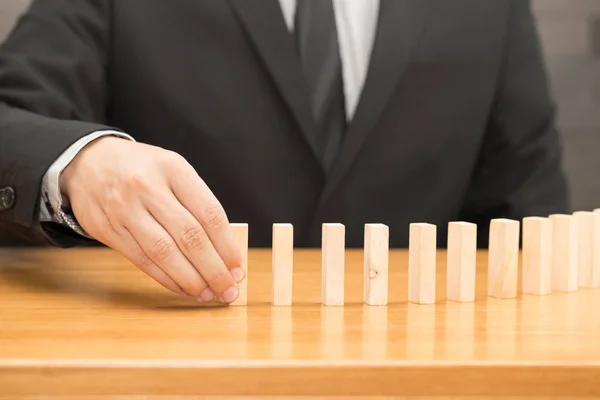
[0, 247, 599, 399]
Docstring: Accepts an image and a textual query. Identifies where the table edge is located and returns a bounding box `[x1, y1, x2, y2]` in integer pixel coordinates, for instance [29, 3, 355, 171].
[2, 359, 600, 397]
[2, 358, 600, 367]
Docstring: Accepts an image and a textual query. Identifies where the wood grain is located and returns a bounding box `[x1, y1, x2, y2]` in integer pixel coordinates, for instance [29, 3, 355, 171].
[0, 247, 600, 398]
[1, 397, 598, 400]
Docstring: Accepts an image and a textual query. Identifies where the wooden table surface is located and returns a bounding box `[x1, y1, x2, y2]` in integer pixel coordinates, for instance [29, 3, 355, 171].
[0, 247, 599, 399]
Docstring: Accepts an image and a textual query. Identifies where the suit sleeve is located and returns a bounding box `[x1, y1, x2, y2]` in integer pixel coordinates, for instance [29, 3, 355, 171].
[459, 0, 570, 246]
[0, 0, 118, 246]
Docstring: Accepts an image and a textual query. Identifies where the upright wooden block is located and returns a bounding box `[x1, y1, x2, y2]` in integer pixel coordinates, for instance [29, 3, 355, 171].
[488, 219, 520, 298]
[230, 223, 248, 306]
[594, 214, 600, 288]
[522, 217, 552, 295]
[446, 221, 477, 302]
[363, 223, 389, 306]
[322, 223, 345, 306]
[408, 223, 436, 304]
[574, 211, 600, 288]
[549, 214, 578, 292]
[574, 211, 593, 288]
[272, 223, 294, 306]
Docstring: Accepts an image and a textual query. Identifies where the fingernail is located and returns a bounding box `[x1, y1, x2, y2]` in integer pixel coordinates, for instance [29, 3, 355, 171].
[198, 288, 215, 302]
[230, 267, 245, 283]
[219, 286, 239, 303]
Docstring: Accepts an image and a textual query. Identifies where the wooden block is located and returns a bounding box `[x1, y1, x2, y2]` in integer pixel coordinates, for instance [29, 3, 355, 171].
[321, 223, 345, 306]
[487, 218, 520, 298]
[522, 217, 552, 295]
[408, 223, 436, 304]
[549, 214, 578, 292]
[446, 221, 477, 302]
[229, 223, 248, 306]
[574, 211, 600, 288]
[363, 223, 389, 306]
[272, 223, 294, 306]
[594, 214, 600, 288]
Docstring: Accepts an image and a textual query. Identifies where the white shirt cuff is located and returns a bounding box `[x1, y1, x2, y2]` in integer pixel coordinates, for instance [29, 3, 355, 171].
[39, 130, 135, 238]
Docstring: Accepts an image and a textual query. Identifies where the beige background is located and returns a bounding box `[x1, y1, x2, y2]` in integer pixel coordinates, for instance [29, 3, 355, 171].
[2, 0, 599, 211]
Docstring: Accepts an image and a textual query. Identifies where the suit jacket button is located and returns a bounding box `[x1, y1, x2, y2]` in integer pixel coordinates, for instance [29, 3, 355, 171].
[0, 187, 16, 211]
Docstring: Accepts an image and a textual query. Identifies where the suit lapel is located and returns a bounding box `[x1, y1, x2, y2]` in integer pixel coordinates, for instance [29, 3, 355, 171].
[228, 0, 325, 172]
[317, 0, 435, 207]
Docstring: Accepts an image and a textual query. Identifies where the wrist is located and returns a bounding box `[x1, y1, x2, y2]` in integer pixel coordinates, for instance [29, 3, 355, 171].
[59, 135, 122, 198]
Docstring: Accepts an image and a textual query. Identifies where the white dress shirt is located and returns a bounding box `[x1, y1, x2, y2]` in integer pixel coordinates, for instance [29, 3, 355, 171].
[39, 0, 380, 237]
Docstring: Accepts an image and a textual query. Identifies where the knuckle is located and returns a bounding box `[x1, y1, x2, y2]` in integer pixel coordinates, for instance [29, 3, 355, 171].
[201, 204, 227, 230]
[203, 269, 232, 292]
[162, 150, 187, 169]
[104, 187, 127, 210]
[147, 237, 177, 262]
[124, 170, 153, 193]
[136, 251, 156, 271]
[180, 225, 208, 252]
[100, 191, 128, 226]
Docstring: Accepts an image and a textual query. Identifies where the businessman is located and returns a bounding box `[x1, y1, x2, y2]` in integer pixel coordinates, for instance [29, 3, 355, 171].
[0, 0, 569, 303]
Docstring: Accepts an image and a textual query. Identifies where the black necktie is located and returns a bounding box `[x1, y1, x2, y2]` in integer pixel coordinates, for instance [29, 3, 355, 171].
[295, 0, 347, 171]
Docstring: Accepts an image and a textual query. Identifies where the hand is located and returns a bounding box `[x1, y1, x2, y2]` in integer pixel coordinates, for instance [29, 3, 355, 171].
[60, 136, 244, 303]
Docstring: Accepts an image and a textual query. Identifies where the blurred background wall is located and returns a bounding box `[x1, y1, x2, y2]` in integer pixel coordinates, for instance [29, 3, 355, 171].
[0, 0, 28, 41]
[1, 0, 599, 211]
[532, 0, 600, 211]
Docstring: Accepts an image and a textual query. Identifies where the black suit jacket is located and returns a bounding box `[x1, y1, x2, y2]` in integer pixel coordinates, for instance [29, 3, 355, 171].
[0, 0, 569, 248]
